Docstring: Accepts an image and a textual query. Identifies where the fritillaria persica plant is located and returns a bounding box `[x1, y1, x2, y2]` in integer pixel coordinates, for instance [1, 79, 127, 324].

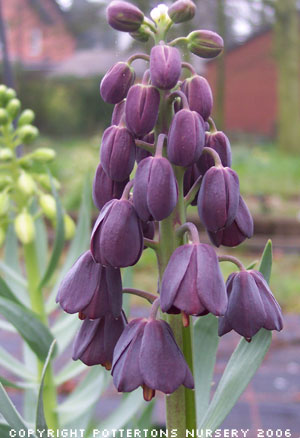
[56, 0, 284, 433]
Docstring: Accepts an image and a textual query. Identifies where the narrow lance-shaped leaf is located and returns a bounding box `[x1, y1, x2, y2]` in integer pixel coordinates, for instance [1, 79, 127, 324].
[39, 173, 65, 290]
[193, 314, 219, 423]
[0, 276, 24, 306]
[36, 340, 56, 433]
[0, 297, 55, 361]
[258, 239, 272, 283]
[0, 383, 31, 434]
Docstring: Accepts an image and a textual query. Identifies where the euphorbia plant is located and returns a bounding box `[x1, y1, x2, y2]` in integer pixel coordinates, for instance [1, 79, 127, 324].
[57, 0, 283, 434]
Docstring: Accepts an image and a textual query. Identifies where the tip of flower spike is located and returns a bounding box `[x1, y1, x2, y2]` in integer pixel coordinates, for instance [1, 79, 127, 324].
[143, 384, 155, 401]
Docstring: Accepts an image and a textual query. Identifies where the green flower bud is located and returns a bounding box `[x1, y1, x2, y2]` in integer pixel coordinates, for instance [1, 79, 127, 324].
[18, 125, 39, 143]
[0, 85, 7, 106]
[39, 194, 56, 219]
[32, 148, 56, 163]
[187, 30, 224, 59]
[18, 109, 35, 126]
[5, 88, 17, 102]
[64, 214, 75, 240]
[0, 175, 13, 190]
[0, 191, 10, 216]
[14, 211, 35, 244]
[0, 148, 13, 161]
[0, 108, 9, 125]
[6, 98, 21, 119]
[34, 174, 61, 191]
[0, 227, 5, 247]
[17, 172, 36, 197]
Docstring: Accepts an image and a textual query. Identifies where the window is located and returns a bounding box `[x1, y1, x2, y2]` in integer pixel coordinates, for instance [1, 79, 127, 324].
[30, 28, 43, 56]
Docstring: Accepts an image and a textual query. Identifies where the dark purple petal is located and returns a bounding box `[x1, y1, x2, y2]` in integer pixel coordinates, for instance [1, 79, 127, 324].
[111, 99, 126, 125]
[92, 163, 128, 210]
[150, 45, 181, 90]
[100, 62, 135, 104]
[181, 75, 213, 121]
[183, 164, 201, 206]
[106, 1, 144, 32]
[56, 250, 101, 314]
[112, 318, 146, 368]
[132, 158, 152, 221]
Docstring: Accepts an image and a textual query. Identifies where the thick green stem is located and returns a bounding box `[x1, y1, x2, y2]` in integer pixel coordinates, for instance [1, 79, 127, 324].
[23, 241, 59, 430]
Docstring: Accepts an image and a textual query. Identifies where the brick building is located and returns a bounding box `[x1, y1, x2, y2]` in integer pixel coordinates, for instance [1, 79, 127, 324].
[205, 29, 278, 138]
[2, 0, 76, 69]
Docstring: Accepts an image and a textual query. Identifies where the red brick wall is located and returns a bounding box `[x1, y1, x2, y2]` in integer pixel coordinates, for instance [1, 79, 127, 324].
[3, 0, 75, 65]
[205, 32, 277, 137]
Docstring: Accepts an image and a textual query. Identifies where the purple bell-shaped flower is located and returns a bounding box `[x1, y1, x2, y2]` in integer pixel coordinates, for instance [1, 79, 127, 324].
[150, 44, 181, 90]
[73, 311, 127, 369]
[219, 270, 283, 340]
[56, 250, 123, 319]
[197, 164, 240, 232]
[100, 62, 135, 104]
[181, 75, 213, 121]
[112, 317, 194, 401]
[92, 163, 128, 211]
[208, 195, 254, 247]
[197, 130, 232, 176]
[91, 184, 143, 268]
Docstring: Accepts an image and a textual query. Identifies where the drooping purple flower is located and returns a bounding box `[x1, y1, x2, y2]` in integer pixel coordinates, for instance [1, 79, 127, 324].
[219, 270, 283, 340]
[100, 125, 135, 182]
[100, 62, 135, 104]
[160, 243, 227, 316]
[111, 99, 126, 126]
[197, 131, 232, 176]
[168, 0, 196, 23]
[167, 109, 205, 167]
[106, 1, 144, 32]
[90, 198, 143, 267]
[183, 163, 201, 206]
[208, 195, 253, 247]
[73, 311, 127, 369]
[150, 44, 181, 90]
[112, 318, 194, 400]
[197, 166, 240, 232]
[133, 155, 178, 221]
[56, 250, 122, 319]
[92, 164, 128, 211]
[181, 75, 213, 121]
[125, 84, 160, 137]
[187, 30, 224, 58]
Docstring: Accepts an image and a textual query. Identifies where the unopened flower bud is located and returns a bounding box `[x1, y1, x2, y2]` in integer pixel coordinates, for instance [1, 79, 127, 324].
[0, 191, 10, 216]
[167, 109, 205, 166]
[130, 25, 150, 42]
[64, 214, 76, 240]
[0, 148, 13, 161]
[5, 88, 17, 102]
[125, 84, 160, 137]
[197, 166, 240, 232]
[17, 172, 36, 197]
[150, 44, 181, 90]
[106, 1, 144, 32]
[100, 62, 135, 104]
[187, 30, 224, 59]
[183, 164, 201, 206]
[0, 109, 8, 125]
[0, 175, 13, 190]
[168, 0, 196, 23]
[181, 75, 213, 121]
[197, 131, 232, 175]
[14, 211, 35, 244]
[39, 194, 57, 219]
[92, 163, 128, 210]
[0, 85, 7, 106]
[35, 174, 61, 191]
[111, 99, 126, 126]
[100, 125, 135, 181]
[18, 109, 35, 126]
[19, 125, 39, 143]
[31, 148, 56, 162]
[6, 98, 21, 119]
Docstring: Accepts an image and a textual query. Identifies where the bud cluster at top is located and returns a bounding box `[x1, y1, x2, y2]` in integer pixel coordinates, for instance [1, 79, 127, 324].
[0, 85, 75, 246]
[56, 0, 283, 403]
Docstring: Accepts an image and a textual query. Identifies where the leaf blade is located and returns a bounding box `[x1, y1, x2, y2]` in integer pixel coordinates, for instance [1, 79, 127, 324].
[258, 239, 272, 283]
[0, 383, 30, 433]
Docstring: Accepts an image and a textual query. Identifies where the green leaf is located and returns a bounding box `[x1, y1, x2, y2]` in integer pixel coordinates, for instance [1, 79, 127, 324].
[46, 177, 91, 313]
[246, 260, 258, 270]
[55, 359, 86, 386]
[0, 261, 28, 306]
[199, 329, 272, 431]
[0, 376, 35, 390]
[36, 340, 56, 433]
[0, 276, 24, 306]
[38, 174, 65, 290]
[193, 314, 219, 423]
[0, 383, 31, 433]
[0, 422, 13, 434]
[4, 224, 22, 276]
[258, 239, 272, 283]
[0, 297, 55, 361]
[0, 345, 35, 380]
[100, 390, 147, 432]
[52, 312, 80, 354]
[59, 367, 108, 427]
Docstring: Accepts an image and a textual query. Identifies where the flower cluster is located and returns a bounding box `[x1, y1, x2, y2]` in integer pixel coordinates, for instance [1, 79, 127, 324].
[0, 86, 75, 246]
[57, 0, 283, 402]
